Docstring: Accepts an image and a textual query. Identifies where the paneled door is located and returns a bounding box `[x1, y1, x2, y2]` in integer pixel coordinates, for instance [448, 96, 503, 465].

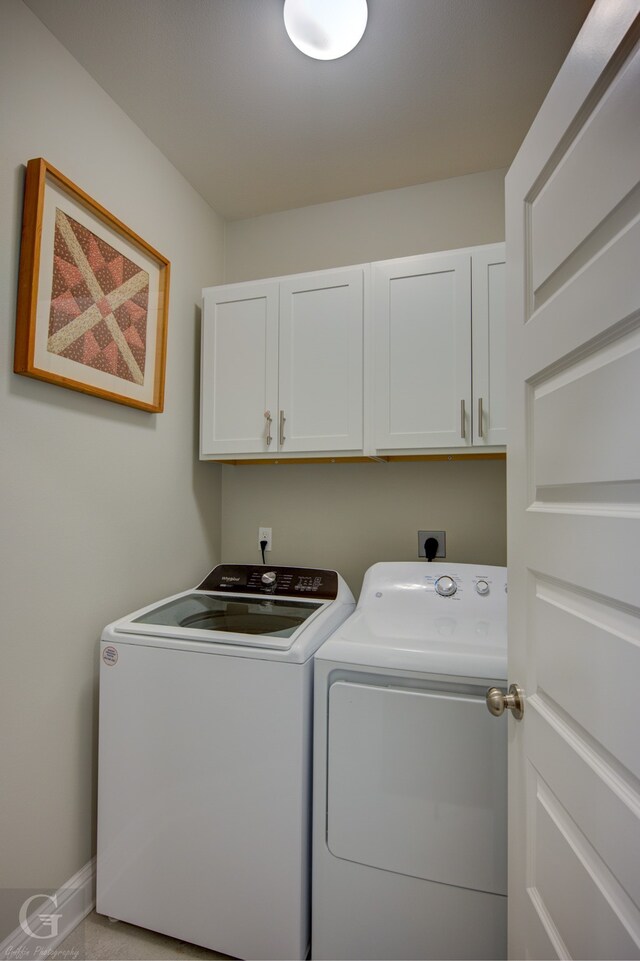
[505, 2, 640, 958]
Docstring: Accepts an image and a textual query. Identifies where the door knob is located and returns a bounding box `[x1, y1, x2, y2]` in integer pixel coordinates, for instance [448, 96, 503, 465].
[486, 684, 525, 720]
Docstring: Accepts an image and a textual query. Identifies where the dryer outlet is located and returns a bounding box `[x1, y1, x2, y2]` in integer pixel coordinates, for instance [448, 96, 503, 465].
[418, 531, 446, 558]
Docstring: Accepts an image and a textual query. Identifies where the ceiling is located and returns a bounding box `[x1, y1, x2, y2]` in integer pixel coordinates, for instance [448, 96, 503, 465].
[24, 0, 593, 221]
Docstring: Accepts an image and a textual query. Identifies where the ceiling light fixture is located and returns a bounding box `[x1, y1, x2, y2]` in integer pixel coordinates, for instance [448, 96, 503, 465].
[283, 0, 368, 61]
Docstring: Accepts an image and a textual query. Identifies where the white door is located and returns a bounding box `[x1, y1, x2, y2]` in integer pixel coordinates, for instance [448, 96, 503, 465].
[201, 281, 279, 456]
[505, 3, 640, 958]
[278, 267, 364, 452]
[472, 244, 506, 446]
[373, 251, 472, 450]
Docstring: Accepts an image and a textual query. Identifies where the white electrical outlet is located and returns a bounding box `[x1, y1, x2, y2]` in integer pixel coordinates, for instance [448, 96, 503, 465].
[258, 527, 272, 551]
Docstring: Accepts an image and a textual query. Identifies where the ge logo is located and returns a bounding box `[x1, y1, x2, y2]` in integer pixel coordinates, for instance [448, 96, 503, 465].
[19, 894, 62, 939]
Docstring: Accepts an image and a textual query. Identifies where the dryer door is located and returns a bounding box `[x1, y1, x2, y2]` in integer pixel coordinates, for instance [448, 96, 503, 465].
[326, 681, 507, 895]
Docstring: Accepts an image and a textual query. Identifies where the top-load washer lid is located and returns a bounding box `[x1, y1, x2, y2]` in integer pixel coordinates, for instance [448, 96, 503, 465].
[315, 561, 507, 679]
[130, 592, 323, 645]
[105, 564, 354, 655]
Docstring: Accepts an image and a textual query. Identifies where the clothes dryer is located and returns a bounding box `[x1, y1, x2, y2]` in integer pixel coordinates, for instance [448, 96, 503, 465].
[97, 564, 354, 961]
[312, 562, 507, 960]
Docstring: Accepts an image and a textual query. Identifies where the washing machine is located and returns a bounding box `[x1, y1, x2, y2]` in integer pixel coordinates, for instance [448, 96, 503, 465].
[97, 564, 354, 961]
[312, 562, 507, 961]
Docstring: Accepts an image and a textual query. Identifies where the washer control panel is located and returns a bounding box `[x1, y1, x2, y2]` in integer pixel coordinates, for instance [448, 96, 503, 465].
[197, 565, 339, 599]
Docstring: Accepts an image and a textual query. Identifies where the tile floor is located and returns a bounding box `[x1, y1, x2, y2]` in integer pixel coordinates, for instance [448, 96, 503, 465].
[56, 910, 234, 960]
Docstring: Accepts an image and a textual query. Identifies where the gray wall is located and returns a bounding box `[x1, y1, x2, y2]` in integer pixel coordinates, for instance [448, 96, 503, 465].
[0, 0, 224, 889]
[222, 460, 507, 597]
[225, 168, 506, 281]
[221, 170, 507, 596]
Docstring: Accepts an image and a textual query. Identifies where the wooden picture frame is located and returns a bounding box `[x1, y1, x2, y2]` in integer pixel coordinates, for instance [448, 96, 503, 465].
[14, 158, 170, 412]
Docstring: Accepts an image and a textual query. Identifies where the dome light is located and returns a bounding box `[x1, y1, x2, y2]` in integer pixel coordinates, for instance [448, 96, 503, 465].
[283, 0, 368, 61]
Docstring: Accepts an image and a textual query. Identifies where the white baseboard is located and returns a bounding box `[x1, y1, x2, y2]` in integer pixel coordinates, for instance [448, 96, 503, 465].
[0, 857, 96, 959]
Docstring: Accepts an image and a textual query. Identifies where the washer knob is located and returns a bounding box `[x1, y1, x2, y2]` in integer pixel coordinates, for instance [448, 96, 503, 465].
[261, 571, 277, 586]
[476, 579, 490, 596]
[435, 575, 457, 597]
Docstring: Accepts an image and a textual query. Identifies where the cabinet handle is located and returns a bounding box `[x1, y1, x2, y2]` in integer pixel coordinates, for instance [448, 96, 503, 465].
[478, 397, 484, 439]
[460, 399, 466, 440]
[264, 410, 272, 447]
[279, 410, 286, 447]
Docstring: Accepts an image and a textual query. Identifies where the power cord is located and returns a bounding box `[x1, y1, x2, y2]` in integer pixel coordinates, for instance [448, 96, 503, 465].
[260, 539, 268, 565]
[424, 537, 439, 562]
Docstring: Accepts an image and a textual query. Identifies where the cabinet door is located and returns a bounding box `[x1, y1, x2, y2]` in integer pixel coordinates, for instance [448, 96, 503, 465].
[278, 268, 364, 452]
[200, 282, 279, 456]
[373, 252, 471, 449]
[472, 245, 506, 446]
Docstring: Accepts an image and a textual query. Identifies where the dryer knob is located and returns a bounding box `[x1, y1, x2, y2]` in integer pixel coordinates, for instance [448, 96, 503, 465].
[476, 579, 490, 596]
[435, 575, 457, 597]
[261, 571, 277, 586]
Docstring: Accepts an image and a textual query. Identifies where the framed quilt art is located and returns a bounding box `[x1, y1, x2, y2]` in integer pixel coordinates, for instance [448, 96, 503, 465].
[14, 158, 170, 412]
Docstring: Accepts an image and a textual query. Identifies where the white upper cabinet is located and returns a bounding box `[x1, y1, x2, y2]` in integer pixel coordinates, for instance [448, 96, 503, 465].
[472, 244, 506, 446]
[371, 243, 506, 454]
[201, 281, 279, 456]
[279, 269, 364, 453]
[201, 267, 365, 458]
[200, 245, 505, 461]
[373, 251, 472, 450]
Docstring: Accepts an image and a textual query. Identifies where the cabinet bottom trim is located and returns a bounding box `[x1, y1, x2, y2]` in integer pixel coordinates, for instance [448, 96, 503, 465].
[215, 451, 506, 465]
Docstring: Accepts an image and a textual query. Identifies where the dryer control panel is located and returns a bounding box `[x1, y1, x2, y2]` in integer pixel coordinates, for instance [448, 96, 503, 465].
[197, 565, 339, 599]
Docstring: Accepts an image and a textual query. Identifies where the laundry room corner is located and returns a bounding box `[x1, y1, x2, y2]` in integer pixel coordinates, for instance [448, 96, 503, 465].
[219, 168, 509, 596]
